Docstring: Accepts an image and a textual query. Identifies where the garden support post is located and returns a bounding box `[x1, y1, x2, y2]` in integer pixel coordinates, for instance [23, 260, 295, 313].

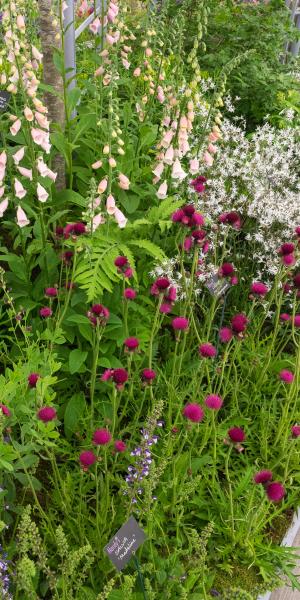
[285, 0, 300, 57]
[63, 0, 76, 92]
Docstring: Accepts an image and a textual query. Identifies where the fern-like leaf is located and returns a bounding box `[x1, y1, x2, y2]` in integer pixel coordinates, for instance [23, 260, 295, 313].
[128, 239, 166, 262]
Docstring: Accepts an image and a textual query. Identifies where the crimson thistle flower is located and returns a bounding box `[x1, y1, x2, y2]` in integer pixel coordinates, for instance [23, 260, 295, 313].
[228, 427, 245, 443]
[294, 315, 300, 328]
[219, 327, 233, 343]
[219, 211, 241, 230]
[172, 317, 189, 331]
[37, 407, 57, 422]
[253, 470, 273, 484]
[280, 313, 290, 322]
[250, 282, 268, 297]
[115, 440, 127, 452]
[39, 307, 52, 318]
[190, 176, 206, 194]
[79, 450, 97, 470]
[114, 256, 132, 278]
[205, 395, 223, 410]
[219, 263, 235, 278]
[28, 373, 40, 388]
[183, 403, 204, 423]
[266, 481, 285, 503]
[0, 404, 11, 417]
[87, 304, 109, 326]
[124, 337, 139, 351]
[291, 425, 300, 438]
[101, 368, 128, 390]
[199, 343, 217, 358]
[231, 313, 249, 334]
[141, 369, 156, 384]
[45, 287, 58, 298]
[92, 428, 111, 445]
[279, 369, 294, 384]
[124, 288, 136, 300]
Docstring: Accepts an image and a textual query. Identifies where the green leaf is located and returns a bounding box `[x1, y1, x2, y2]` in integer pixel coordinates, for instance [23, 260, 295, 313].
[69, 349, 88, 374]
[66, 314, 91, 325]
[128, 239, 166, 262]
[67, 87, 81, 113]
[0, 255, 28, 282]
[64, 392, 86, 439]
[139, 124, 158, 148]
[53, 50, 65, 75]
[15, 455, 39, 470]
[14, 473, 42, 490]
[53, 188, 86, 208]
[0, 459, 14, 472]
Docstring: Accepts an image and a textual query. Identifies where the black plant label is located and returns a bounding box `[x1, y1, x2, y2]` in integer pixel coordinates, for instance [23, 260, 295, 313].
[206, 273, 230, 298]
[0, 91, 11, 112]
[104, 516, 146, 571]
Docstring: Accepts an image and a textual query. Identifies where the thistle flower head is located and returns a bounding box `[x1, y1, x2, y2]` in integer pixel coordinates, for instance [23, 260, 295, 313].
[219, 327, 233, 343]
[183, 403, 204, 423]
[28, 373, 40, 388]
[92, 428, 111, 445]
[205, 394, 223, 410]
[280, 313, 290, 322]
[291, 425, 300, 438]
[112, 368, 128, 386]
[219, 262, 234, 277]
[79, 450, 97, 469]
[141, 369, 156, 383]
[219, 211, 241, 229]
[39, 307, 52, 318]
[0, 404, 11, 417]
[115, 440, 127, 452]
[250, 282, 268, 296]
[37, 406, 57, 422]
[172, 317, 189, 331]
[199, 343, 217, 358]
[266, 481, 285, 503]
[254, 470, 273, 484]
[294, 315, 300, 327]
[228, 427, 245, 443]
[190, 175, 206, 194]
[278, 242, 295, 256]
[279, 369, 294, 383]
[124, 337, 139, 351]
[231, 313, 248, 334]
[124, 288, 136, 300]
[45, 287, 58, 297]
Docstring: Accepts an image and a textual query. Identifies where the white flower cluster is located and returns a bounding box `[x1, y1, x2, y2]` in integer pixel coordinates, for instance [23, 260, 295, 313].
[195, 119, 300, 275]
